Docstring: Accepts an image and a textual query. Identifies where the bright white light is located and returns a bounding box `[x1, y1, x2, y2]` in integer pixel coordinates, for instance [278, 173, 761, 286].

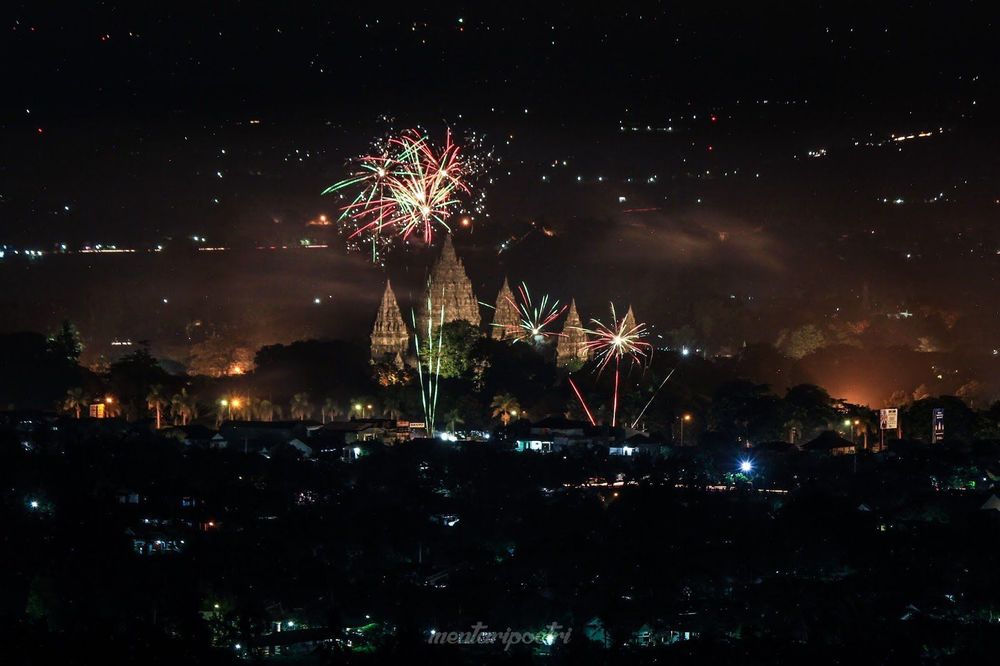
[353, 447, 361, 457]
[29, 500, 39, 509]
[739, 460, 753, 473]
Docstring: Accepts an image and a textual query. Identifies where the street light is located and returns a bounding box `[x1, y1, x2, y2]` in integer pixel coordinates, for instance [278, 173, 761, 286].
[220, 398, 232, 420]
[680, 413, 692, 446]
[739, 459, 753, 473]
[366, 404, 373, 418]
[843, 418, 860, 445]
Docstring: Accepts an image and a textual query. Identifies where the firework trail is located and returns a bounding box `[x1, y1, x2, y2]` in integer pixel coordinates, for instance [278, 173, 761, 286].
[575, 303, 652, 427]
[412, 287, 446, 437]
[568, 376, 596, 426]
[630, 367, 676, 429]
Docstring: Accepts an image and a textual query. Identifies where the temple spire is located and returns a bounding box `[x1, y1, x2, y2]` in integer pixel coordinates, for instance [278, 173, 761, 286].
[622, 304, 637, 332]
[491, 277, 520, 340]
[421, 234, 481, 329]
[557, 299, 590, 367]
[370, 280, 409, 362]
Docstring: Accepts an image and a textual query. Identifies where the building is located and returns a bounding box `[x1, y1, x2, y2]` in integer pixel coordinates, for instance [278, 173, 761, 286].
[214, 421, 323, 455]
[514, 416, 616, 453]
[370, 280, 410, 362]
[420, 234, 480, 331]
[802, 430, 856, 456]
[490, 277, 520, 340]
[556, 299, 590, 367]
[622, 304, 637, 332]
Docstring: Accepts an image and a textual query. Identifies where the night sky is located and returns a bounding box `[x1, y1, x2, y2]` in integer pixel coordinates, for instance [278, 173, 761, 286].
[2, 2, 999, 404]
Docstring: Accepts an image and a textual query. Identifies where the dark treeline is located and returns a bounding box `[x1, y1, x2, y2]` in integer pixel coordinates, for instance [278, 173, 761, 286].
[3, 323, 1000, 446]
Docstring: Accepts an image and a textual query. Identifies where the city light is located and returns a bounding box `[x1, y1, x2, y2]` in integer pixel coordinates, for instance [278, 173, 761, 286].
[739, 459, 753, 473]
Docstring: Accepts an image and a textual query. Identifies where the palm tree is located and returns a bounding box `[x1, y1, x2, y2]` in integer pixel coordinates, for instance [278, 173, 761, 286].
[146, 385, 168, 429]
[105, 398, 123, 418]
[255, 399, 275, 422]
[491, 392, 521, 426]
[63, 387, 87, 418]
[290, 393, 312, 421]
[381, 393, 402, 420]
[170, 389, 198, 425]
[321, 397, 339, 423]
[443, 408, 465, 433]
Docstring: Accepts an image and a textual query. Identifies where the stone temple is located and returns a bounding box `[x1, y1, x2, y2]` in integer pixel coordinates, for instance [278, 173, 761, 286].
[369, 236, 593, 368]
[371, 235, 482, 362]
[490, 277, 520, 340]
[556, 299, 591, 367]
[370, 280, 409, 363]
[419, 234, 481, 331]
[622, 304, 637, 333]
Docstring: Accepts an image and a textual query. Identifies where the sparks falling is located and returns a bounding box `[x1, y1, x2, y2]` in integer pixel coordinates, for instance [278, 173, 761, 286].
[575, 303, 653, 427]
[493, 282, 567, 344]
[323, 128, 488, 263]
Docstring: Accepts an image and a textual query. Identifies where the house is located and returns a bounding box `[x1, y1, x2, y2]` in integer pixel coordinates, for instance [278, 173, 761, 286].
[269, 438, 314, 458]
[610, 433, 669, 457]
[515, 439, 554, 453]
[247, 627, 340, 658]
[802, 430, 856, 456]
[514, 418, 622, 453]
[530, 416, 589, 438]
[214, 420, 321, 454]
[160, 424, 216, 447]
[583, 617, 609, 646]
[320, 420, 387, 444]
[980, 494, 1000, 511]
[126, 524, 185, 555]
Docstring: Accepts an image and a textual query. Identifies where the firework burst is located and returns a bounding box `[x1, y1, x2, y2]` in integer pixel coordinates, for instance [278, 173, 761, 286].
[323, 128, 491, 263]
[575, 303, 652, 427]
[578, 304, 652, 372]
[493, 282, 567, 344]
